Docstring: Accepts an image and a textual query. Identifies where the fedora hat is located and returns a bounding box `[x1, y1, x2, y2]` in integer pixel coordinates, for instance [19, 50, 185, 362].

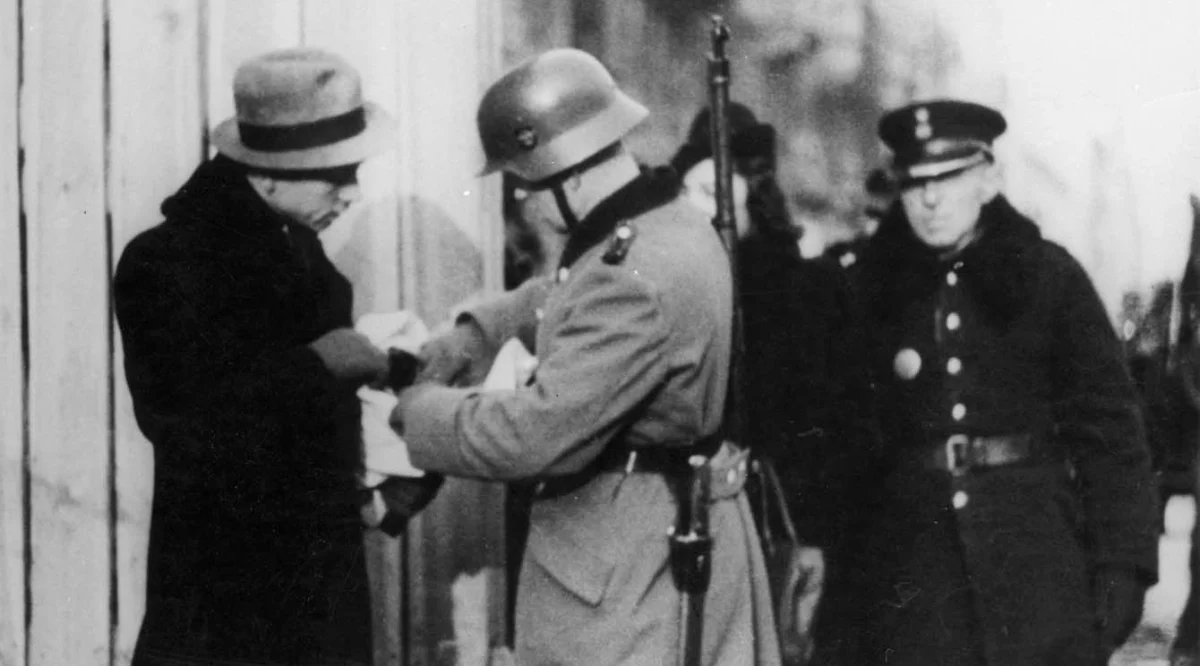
[211, 48, 395, 171]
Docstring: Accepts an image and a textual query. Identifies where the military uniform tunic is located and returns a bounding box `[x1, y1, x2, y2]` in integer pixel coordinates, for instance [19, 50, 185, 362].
[393, 174, 780, 666]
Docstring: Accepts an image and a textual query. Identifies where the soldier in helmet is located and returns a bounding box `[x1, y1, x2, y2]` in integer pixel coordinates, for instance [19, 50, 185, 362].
[827, 99, 1158, 665]
[386, 49, 781, 665]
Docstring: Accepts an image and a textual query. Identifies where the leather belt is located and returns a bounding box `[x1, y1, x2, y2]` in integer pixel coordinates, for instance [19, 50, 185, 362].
[925, 433, 1038, 475]
[594, 435, 723, 475]
[536, 435, 745, 500]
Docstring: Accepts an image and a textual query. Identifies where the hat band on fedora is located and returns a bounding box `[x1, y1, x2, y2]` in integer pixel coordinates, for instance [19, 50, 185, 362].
[239, 107, 366, 152]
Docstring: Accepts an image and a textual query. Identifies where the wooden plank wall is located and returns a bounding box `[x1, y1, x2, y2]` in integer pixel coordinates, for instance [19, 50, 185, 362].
[0, 1, 506, 665]
[0, 0, 25, 663]
[23, 0, 112, 664]
[108, 2, 205, 663]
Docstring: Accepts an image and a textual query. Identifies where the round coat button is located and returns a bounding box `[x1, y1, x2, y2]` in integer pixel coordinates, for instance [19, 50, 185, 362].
[894, 348, 922, 380]
[953, 491, 969, 509]
[952, 403, 967, 421]
[946, 271, 958, 286]
[557, 267, 570, 283]
[947, 357, 962, 375]
[946, 313, 961, 331]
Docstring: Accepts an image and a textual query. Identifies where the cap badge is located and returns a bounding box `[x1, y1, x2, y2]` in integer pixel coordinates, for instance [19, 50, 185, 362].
[515, 126, 539, 151]
[914, 107, 932, 141]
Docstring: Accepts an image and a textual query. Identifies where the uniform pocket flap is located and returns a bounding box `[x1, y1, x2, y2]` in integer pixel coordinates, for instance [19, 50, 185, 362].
[526, 523, 614, 607]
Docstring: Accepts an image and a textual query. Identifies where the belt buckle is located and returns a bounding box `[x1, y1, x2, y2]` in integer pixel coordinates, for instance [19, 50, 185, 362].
[945, 434, 970, 475]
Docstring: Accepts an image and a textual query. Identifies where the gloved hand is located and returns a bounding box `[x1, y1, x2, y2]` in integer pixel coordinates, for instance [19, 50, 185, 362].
[370, 474, 445, 536]
[417, 319, 491, 387]
[384, 348, 422, 392]
[308, 328, 389, 386]
[778, 545, 826, 664]
[1094, 565, 1146, 655]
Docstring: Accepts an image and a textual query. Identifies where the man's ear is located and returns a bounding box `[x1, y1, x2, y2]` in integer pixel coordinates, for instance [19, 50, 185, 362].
[246, 172, 277, 198]
[978, 160, 1003, 203]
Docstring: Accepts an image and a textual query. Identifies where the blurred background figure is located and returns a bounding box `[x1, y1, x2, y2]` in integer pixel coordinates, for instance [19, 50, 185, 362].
[1169, 199, 1200, 666]
[821, 167, 893, 277]
[671, 102, 880, 664]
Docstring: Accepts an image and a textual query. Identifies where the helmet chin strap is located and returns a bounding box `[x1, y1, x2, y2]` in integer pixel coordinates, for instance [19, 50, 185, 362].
[551, 181, 581, 232]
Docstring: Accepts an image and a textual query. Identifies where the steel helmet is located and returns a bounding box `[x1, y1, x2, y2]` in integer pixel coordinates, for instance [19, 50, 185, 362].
[476, 49, 649, 183]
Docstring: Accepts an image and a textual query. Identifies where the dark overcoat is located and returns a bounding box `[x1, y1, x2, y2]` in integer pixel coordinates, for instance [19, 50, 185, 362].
[393, 174, 781, 666]
[830, 196, 1159, 665]
[113, 156, 371, 664]
[738, 233, 879, 550]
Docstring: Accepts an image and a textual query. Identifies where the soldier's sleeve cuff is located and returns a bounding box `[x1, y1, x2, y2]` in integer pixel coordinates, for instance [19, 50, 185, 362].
[392, 383, 478, 474]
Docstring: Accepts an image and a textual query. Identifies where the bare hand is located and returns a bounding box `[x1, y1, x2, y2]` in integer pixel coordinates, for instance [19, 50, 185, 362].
[417, 320, 491, 387]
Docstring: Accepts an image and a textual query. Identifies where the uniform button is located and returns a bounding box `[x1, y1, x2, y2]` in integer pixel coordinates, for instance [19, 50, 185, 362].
[952, 403, 966, 421]
[557, 267, 570, 283]
[893, 348, 922, 380]
[535, 307, 545, 322]
[840, 252, 857, 268]
[946, 271, 958, 286]
[725, 468, 738, 485]
[952, 491, 969, 509]
[947, 357, 962, 375]
[616, 225, 633, 240]
[946, 313, 961, 331]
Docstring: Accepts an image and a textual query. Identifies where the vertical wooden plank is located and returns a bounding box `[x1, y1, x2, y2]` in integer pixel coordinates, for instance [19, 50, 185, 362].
[206, 0, 302, 141]
[0, 0, 26, 664]
[20, 0, 111, 664]
[395, 1, 508, 664]
[107, 2, 204, 664]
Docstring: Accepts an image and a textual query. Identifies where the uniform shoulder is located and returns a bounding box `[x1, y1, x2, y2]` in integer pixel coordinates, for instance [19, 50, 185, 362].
[1033, 238, 1092, 281]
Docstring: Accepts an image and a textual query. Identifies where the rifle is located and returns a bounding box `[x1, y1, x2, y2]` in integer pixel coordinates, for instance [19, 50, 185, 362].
[668, 15, 738, 666]
[707, 17, 744, 449]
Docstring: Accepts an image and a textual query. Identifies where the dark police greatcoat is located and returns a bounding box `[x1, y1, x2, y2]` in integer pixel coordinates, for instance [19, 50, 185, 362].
[113, 156, 371, 664]
[830, 196, 1159, 665]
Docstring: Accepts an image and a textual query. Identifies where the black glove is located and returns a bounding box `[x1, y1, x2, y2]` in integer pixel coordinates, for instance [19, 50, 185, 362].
[385, 347, 422, 392]
[1094, 565, 1146, 655]
[374, 474, 445, 536]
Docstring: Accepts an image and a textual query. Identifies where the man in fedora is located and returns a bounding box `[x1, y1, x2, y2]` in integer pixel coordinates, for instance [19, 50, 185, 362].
[114, 48, 395, 665]
[825, 99, 1158, 665]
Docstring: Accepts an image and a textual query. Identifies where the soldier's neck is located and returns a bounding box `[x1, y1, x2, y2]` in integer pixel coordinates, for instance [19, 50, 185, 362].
[566, 152, 641, 222]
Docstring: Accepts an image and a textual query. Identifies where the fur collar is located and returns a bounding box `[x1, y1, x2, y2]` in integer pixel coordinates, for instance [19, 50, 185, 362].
[861, 195, 1043, 327]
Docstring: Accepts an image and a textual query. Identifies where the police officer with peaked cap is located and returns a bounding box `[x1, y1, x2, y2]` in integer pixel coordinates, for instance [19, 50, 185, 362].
[825, 99, 1159, 665]
[386, 49, 782, 665]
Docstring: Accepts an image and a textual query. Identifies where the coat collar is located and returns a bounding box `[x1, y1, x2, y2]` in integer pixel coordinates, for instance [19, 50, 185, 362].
[862, 195, 1043, 326]
[161, 155, 296, 239]
[557, 168, 680, 270]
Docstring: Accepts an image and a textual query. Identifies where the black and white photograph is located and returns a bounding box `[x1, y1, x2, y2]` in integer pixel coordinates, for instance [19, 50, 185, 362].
[0, 1, 1198, 665]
